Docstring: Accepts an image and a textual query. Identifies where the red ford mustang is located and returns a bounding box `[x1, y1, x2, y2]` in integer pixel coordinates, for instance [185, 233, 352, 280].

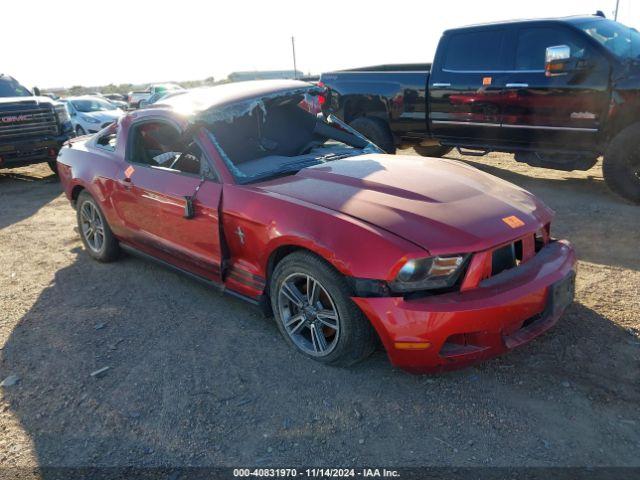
[57, 80, 576, 373]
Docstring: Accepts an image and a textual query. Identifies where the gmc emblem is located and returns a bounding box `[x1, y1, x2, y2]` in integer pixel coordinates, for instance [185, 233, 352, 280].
[1, 114, 31, 123]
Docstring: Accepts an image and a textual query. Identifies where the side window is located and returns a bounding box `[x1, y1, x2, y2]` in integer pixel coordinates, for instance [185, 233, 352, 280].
[443, 29, 506, 71]
[129, 121, 216, 179]
[515, 27, 590, 70]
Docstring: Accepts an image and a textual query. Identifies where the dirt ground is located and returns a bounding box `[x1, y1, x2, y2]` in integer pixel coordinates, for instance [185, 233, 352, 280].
[0, 152, 639, 470]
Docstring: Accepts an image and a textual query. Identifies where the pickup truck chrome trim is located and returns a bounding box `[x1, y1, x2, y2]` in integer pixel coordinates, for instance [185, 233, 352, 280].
[431, 120, 501, 127]
[442, 69, 545, 74]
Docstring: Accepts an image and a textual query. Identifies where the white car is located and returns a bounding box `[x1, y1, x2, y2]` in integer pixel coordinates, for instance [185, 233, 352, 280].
[62, 96, 124, 136]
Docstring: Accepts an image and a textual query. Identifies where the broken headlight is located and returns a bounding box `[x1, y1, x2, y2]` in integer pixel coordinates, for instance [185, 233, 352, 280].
[54, 104, 70, 123]
[389, 255, 469, 293]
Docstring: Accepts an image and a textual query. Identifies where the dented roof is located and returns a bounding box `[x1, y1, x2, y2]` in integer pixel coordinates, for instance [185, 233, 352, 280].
[156, 80, 320, 122]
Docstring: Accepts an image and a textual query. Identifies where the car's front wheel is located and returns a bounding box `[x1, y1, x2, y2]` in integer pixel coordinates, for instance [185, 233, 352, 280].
[270, 251, 377, 366]
[76, 191, 120, 262]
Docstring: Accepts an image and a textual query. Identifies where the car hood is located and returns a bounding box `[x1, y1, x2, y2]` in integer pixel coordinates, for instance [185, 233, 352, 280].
[255, 154, 554, 254]
[81, 110, 123, 121]
[0, 96, 55, 107]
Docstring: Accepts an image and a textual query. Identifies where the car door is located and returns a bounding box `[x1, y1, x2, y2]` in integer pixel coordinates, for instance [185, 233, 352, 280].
[500, 25, 611, 151]
[113, 118, 223, 282]
[428, 27, 510, 145]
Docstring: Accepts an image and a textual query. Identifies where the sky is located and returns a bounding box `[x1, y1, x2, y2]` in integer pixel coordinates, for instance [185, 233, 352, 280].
[5, 0, 639, 89]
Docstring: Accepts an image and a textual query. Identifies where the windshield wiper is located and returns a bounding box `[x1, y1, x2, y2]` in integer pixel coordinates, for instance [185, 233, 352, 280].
[242, 160, 319, 184]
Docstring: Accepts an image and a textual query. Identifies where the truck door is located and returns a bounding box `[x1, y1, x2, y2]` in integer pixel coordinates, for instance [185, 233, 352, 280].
[428, 28, 510, 145]
[500, 25, 610, 151]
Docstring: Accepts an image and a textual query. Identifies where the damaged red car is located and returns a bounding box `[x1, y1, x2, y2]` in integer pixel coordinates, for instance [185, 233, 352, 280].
[56, 80, 576, 373]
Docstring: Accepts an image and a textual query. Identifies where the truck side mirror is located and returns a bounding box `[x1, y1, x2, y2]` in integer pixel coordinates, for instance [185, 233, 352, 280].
[545, 45, 571, 77]
[33, 86, 41, 96]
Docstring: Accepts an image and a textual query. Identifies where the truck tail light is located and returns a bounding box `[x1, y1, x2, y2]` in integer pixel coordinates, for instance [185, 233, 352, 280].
[317, 81, 326, 106]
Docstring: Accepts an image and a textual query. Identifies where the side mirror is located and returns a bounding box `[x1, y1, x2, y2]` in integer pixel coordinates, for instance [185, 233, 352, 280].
[545, 45, 571, 77]
[33, 86, 41, 96]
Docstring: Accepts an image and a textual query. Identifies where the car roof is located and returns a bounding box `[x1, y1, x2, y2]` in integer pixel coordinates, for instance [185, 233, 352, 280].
[444, 15, 604, 33]
[155, 80, 317, 119]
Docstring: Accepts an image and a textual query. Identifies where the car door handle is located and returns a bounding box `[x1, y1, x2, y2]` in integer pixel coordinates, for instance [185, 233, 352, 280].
[505, 83, 529, 88]
[432, 83, 451, 87]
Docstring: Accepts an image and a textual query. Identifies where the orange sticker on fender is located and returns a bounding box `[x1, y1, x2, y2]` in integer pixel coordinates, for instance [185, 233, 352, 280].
[124, 166, 135, 178]
[502, 215, 525, 228]
[483, 77, 492, 86]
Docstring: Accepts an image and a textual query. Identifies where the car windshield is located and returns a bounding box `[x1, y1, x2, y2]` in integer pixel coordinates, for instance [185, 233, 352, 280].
[577, 18, 640, 60]
[205, 94, 381, 184]
[71, 98, 118, 112]
[0, 77, 32, 97]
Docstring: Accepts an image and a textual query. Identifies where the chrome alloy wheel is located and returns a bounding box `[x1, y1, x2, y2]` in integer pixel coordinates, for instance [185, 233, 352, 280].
[80, 200, 105, 253]
[278, 273, 340, 357]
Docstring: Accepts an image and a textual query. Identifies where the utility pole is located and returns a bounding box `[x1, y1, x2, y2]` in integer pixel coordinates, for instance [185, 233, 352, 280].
[614, 0, 620, 20]
[291, 36, 298, 79]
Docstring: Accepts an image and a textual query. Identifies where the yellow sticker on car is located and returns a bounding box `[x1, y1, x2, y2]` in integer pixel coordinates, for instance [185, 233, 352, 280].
[502, 215, 525, 228]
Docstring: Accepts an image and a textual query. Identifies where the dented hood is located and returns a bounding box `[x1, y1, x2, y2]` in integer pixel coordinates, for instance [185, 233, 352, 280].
[256, 154, 554, 254]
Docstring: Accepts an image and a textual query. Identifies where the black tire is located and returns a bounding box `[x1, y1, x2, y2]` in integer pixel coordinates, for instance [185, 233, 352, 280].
[76, 125, 86, 136]
[47, 160, 58, 175]
[603, 124, 640, 204]
[349, 116, 396, 154]
[76, 191, 120, 262]
[270, 251, 377, 366]
[413, 145, 454, 158]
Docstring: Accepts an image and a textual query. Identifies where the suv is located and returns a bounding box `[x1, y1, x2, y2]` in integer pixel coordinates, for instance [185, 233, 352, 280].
[0, 74, 74, 173]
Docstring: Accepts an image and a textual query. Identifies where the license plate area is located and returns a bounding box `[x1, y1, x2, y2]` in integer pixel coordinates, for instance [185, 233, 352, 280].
[549, 271, 575, 313]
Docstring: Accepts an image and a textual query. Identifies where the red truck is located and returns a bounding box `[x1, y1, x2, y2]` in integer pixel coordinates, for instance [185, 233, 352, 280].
[320, 14, 640, 203]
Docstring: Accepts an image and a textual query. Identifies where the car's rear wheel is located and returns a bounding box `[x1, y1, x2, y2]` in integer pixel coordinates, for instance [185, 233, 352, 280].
[76, 191, 119, 262]
[349, 116, 396, 154]
[413, 145, 453, 158]
[603, 123, 640, 204]
[270, 251, 376, 366]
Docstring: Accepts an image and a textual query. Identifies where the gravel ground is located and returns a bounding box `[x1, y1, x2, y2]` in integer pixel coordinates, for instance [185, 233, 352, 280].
[0, 153, 639, 469]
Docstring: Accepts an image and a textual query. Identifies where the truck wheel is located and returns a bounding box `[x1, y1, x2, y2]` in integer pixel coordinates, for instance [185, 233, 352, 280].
[413, 145, 454, 158]
[603, 124, 640, 204]
[47, 160, 58, 175]
[270, 251, 377, 366]
[76, 191, 120, 262]
[349, 117, 396, 154]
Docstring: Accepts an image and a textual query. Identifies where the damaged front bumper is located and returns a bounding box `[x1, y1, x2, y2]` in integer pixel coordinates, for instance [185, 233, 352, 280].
[353, 240, 576, 373]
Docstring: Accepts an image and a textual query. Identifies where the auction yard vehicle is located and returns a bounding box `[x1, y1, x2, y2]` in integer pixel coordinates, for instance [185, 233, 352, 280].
[56, 80, 576, 372]
[320, 15, 640, 203]
[128, 83, 185, 109]
[0, 74, 74, 173]
[62, 96, 125, 136]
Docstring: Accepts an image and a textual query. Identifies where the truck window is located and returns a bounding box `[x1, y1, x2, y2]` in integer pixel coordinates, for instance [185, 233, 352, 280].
[443, 30, 506, 71]
[515, 27, 589, 70]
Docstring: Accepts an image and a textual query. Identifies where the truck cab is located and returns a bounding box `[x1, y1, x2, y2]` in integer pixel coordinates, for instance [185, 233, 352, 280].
[0, 74, 75, 173]
[321, 15, 640, 203]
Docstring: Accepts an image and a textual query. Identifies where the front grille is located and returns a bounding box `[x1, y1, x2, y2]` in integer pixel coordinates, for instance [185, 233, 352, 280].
[0, 104, 59, 140]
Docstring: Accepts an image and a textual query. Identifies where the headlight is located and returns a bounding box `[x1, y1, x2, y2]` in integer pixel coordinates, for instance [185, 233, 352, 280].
[389, 255, 468, 293]
[54, 105, 70, 123]
[81, 115, 100, 124]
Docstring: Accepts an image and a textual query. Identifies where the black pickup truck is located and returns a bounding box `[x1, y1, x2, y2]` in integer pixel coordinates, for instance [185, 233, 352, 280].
[0, 74, 74, 174]
[320, 14, 640, 203]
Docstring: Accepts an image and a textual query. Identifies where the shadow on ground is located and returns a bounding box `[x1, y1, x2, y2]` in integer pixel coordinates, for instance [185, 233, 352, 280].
[1, 247, 639, 469]
[0, 167, 60, 230]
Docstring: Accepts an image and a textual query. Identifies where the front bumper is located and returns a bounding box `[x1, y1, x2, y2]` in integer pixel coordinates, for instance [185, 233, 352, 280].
[0, 129, 74, 168]
[353, 240, 576, 373]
